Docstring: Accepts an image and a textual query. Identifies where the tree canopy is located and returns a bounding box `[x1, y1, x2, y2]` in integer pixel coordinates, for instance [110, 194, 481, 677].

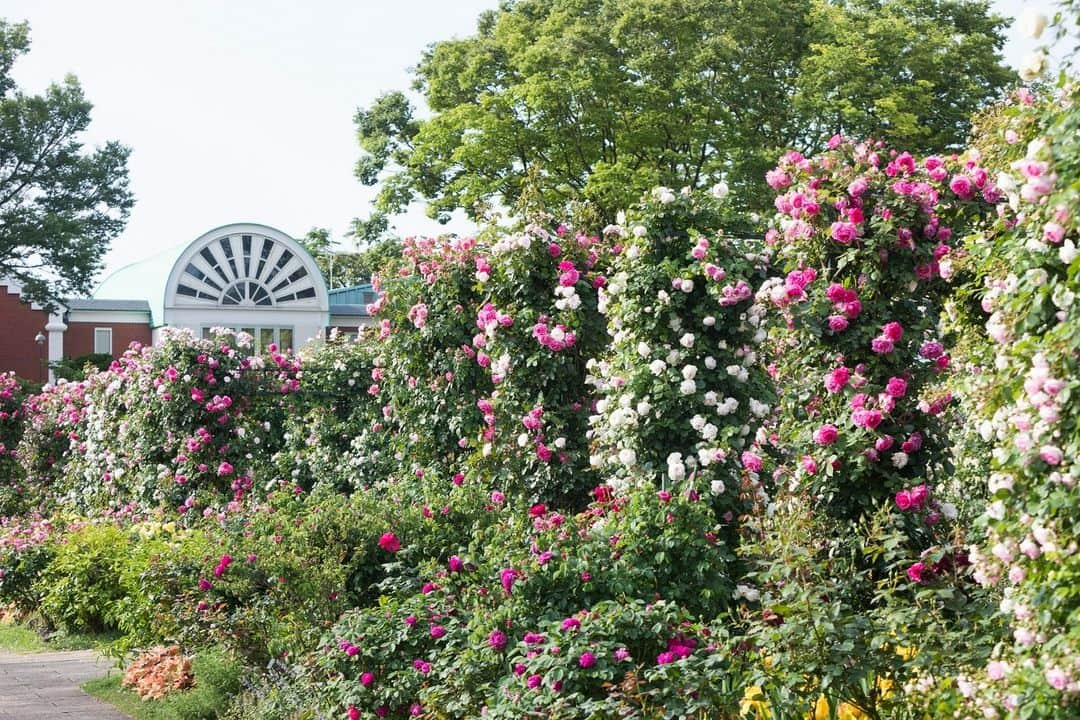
[0, 20, 133, 308]
[354, 0, 1012, 229]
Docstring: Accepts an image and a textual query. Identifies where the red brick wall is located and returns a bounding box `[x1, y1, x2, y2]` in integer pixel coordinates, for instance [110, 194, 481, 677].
[0, 285, 50, 382]
[66, 321, 152, 358]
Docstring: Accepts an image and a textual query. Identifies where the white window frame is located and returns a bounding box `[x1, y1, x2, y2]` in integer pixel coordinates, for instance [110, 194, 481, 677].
[199, 325, 294, 353]
[94, 327, 113, 355]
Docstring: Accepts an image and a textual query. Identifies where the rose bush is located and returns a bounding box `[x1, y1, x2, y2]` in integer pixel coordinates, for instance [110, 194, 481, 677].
[918, 73, 1080, 718]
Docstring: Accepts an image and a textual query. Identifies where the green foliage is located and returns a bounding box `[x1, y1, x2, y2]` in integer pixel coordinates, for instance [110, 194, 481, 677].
[51, 353, 113, 382]
[0, 20, 133, 309]
[0, 372, 28, 509]
[277, 484, 743, 719]
[299, 228, 402, 288]
[355, 0, 1011, 225]
[794, 0, 1013, 152]
[14, 328, 302, 514]
[83, 649, 242, 720]
[935, 71, 1080, 716]
[35, 522, 123, 632]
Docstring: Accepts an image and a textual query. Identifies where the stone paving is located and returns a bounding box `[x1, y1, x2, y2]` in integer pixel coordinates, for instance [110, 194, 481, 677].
[0, 650, 129, 719]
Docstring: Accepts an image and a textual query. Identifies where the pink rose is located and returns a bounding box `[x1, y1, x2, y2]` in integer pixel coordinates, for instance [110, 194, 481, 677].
[378, 532, 401, 553]
[741, 452, 763, 472]
[500, 567, 517, 594]
[830, 221, 858, 244]
[949, 175, 974, 199]
[906, 562, 930, 584]
[882, 322, 903, 342]
[1040, 446, 1063, 465]
[824, 367, 851, 393]
[871, 337, 894, 354]
[885, 377, 908, 397]
[814, 424, 839, 446]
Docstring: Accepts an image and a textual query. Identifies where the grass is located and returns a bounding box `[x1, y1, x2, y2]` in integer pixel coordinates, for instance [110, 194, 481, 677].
[84, 675, 175, 720]
[0, 614, 118, 653]
[83, 649, 242, 720]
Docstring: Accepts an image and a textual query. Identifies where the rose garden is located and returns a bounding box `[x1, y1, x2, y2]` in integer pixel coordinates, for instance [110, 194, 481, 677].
[1, 4, 1078, 720]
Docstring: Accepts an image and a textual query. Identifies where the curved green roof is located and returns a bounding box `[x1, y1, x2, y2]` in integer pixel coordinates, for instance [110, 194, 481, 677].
[94, 242, 188, 326]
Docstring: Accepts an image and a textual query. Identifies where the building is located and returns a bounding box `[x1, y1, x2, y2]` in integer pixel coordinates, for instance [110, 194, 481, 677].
[1, 222, 374, 382]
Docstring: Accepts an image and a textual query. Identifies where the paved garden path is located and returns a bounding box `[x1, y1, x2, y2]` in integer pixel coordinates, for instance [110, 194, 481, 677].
[0, 649, 130, 719]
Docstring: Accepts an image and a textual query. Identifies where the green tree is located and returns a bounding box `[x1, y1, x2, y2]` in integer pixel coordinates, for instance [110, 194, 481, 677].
[354, 0, 1010, 226]
[299, 227, 401, 289]
[793, 0, 1014, 151]
[0, 20, 133, 308]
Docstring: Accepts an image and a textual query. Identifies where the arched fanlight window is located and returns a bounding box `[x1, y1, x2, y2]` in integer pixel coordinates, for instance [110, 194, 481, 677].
[173, 233, 318, 306]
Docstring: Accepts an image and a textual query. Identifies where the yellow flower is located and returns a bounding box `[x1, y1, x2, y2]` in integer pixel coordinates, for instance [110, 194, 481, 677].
[808, 696, 872, 720]
[740, 686, 772, 719]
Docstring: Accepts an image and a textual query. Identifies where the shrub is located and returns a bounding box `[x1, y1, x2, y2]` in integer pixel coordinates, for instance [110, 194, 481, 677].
[34, 522, 137, 633]
[0, 372, 28, 510]
[0, 514, 58, 615]
[934, 80, 1080, 716]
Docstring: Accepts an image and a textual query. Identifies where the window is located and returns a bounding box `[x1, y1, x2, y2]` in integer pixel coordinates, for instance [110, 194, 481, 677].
[200, 326, 294, 353]
[94, 328, 113, 355]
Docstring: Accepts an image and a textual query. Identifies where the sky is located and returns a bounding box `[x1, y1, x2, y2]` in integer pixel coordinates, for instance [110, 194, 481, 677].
[3, 0, 1069, 286]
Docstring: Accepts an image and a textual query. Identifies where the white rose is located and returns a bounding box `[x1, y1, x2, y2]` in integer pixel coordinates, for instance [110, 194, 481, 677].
[679, 333, 695, 348]
[711, 181, 730, 199]
[637, 342, 652, 357]
[682, 365, 698, 380]
[891, 451, 909, 469]
[690, 415, 706, 431]
[1019, 51, 1048, 82]
[1061, 240, 1078, 265]
[1019, 10, 1048, 39]
[632, 225, 648, 238]
[649, 359, 667, 375]
[679, 378, 697, 395]
[704, 356, 717, 370]
[703, 391, 718, 406]
[703, 315, 716, 327]
[710, 479, 726, 495]
[701, 423, 718, 441]
[734, 584, 760, 603]
[636, 400, 652, 416]
[681, 279, 694, 293]
[618, 448, 637, 467]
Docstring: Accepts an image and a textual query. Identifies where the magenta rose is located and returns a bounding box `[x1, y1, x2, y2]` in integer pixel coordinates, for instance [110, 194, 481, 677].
[378, 532, 401, 553]
[885, 377, 908, 397]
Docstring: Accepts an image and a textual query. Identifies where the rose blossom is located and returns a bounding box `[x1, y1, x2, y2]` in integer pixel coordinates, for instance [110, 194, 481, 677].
[814, 424, 839, 446]
[378, 532, 401, 553]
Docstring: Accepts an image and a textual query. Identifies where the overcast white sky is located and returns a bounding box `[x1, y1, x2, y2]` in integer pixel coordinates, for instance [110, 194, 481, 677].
[2, 0, 1068, 283]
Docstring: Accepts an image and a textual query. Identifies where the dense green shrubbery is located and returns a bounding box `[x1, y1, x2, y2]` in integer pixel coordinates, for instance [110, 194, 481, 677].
[0, 13, 1076, 716]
